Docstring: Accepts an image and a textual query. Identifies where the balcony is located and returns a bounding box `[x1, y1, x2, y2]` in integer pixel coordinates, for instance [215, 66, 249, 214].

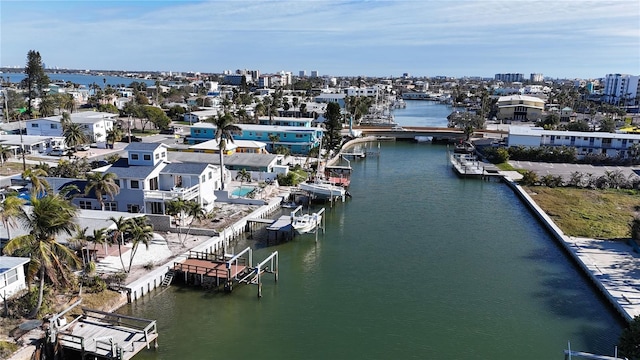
[143, 185, 199, 201]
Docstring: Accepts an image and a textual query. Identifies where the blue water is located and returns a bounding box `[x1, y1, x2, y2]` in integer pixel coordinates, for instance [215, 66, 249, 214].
[120, 140, 623, 360]
[392, 100, 463, 127]
[0, 72, 159, 89]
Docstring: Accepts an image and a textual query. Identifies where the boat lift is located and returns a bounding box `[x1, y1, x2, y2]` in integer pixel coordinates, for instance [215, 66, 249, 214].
[290, 205, 326, 242]
[224, 247, 279, 297]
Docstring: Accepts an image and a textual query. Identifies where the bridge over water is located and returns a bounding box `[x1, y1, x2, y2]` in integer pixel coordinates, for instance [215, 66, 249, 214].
[354, 126, 506, 141]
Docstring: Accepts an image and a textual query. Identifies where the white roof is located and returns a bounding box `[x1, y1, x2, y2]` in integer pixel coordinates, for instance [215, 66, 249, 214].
[0, 256, 30, 273]
[509, 126, 640, 140]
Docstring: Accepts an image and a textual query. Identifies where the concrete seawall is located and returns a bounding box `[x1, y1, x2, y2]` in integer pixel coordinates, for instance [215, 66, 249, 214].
[503, 177, 640, 323]
[124, 194, 287, 302]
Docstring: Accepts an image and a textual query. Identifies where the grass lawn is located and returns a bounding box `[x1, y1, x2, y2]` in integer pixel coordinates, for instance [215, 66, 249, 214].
[525, 186, 639, 239]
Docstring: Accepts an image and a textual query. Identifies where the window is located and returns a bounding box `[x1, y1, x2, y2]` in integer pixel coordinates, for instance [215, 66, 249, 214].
[150, 202, 163, 214]
[2, 268, 18, 288]
[149, 177, 158, 190]
[114, 179, 120, 187]
[79, 200, 92, 210]
[208, 172, 212, 179]
[104, 202, 117, 211]
[194, 129, 201, 134]
[127, 204, 140, 213]
[131, 153, 139, 160]
[144, 154, 151, 161]
[31, 123, 39, 128]
[130, 180, 140, 189]
[161, 151, 166, 158]
[153, 154, 158, 160]
[51, 124, 58, 129]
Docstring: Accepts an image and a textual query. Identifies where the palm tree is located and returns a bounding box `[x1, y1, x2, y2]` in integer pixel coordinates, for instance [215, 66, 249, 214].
[85, 172, 120, 210]
[165, 199, 187, 240]
[68, 225, 90, 265]
[268, 134, 280, 153]
[88, 227, 109, 260]
[63, 123, 88, 151]
[182, 201, 206, 245]
[0, 145, 13, 167]
[108, 216, 132, 272]
[210, 112, 241, 190]
[127, 217, 154, 272]
[2, 194, 80, 317]
[22, 168, 50, 198]
[236, 168, 252, 192]
[60, 111, 72, 130]
[0, 194, 25, 240]
[38, 94, 55, 117]
[105, 127, 123, 149]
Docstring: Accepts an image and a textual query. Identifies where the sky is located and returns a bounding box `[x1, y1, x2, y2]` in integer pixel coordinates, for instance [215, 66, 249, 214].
[1, 0, 638, 79]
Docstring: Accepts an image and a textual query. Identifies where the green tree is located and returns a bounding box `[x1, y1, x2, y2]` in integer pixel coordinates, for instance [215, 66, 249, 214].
[323, 102, 343, 151]
[2, 194, 80, 317]
[127, 217, 154, 272]
[599, 117, 616, 133]
[23, 50, 50, 117]
[268, 134, 280, 153]
[38, 94, 56, 117]
[142, 105, 171, 131]
[106, 127, 123, 148]
[618, 315, 640, 360]
[235, 168, 252, 191]
[182, 201, 206, 245]
[22, 168, 50, 198]
[63, 123, 88, 150]
[210, 112, 242, 190]
[0, 194, 25, 240]
[85, 172, 120, 210]
[109, 216, 132, 272]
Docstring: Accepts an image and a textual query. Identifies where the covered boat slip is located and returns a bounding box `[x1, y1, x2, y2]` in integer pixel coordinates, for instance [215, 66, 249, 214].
[173, 248, 278, 297]
[49, 300, 158, 360]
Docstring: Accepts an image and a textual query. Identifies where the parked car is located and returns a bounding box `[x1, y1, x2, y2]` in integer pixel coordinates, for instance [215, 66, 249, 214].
[75, 144, 90, 151]
[120, 136, 142, 143]
[48, 148, 70, 156]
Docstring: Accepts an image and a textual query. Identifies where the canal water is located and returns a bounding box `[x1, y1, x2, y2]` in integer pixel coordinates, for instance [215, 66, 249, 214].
[119, 101, 623, 359]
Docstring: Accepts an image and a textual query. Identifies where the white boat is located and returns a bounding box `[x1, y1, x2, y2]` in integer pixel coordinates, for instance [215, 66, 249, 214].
[299, 181, 346, 200]
[291, 213, 322, 234]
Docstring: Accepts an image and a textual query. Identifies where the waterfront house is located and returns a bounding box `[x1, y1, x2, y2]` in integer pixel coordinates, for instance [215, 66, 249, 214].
[507, 126, 640, 159]
[25, 111, 115, 144]
[314, 93, 346, 108]
[167, 151, 283, 182]
[496, 95, 545, 122]
[0, 134, 65, 155]
[0, 256, 30, 301]
[70, 143, 222, 215]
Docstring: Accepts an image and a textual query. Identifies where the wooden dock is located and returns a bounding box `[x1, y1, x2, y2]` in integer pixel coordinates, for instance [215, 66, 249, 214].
[172, 248, 279, 296]
[50, 301, 158, 360]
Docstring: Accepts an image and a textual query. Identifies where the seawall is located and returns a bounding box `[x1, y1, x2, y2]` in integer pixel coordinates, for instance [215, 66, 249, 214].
[503, 177, 639, 323]
[123, 194, 286, 302]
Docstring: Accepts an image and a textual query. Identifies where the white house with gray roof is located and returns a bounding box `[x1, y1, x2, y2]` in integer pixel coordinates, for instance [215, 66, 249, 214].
[0, 256, 30, 301]
[89, 143, 222, 215]
[25, 111, 116, 145]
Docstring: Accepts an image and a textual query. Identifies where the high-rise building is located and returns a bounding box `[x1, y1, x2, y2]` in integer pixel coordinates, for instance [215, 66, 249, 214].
[310, 70, 319, 78]
[495, 73, 524, 83]
[602, 74, 640, 106]
[299, 70, 306, 77]
[530, 73, 544, 82]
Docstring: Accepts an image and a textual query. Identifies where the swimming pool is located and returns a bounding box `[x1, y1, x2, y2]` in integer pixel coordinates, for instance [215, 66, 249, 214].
[231, 186, 255, 197]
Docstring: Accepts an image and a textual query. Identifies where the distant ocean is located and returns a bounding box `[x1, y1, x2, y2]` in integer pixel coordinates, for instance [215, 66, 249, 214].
[0, 72, 158, 88]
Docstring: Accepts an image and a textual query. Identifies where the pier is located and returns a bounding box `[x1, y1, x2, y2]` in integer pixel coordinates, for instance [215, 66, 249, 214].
[49, 300, 158, 360]
[171, 248, 278, 296]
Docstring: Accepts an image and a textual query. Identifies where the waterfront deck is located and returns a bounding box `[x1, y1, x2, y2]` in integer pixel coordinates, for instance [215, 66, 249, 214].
[53, 304, 157, 360]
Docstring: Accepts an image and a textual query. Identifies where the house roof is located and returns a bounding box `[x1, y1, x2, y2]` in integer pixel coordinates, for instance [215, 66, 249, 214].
[125, 142, 167, 152]
[161, 162, 212, 175]
[168, 151, 279, 168]
[105, 158, 162, 179]
[0, 256, 30, 274]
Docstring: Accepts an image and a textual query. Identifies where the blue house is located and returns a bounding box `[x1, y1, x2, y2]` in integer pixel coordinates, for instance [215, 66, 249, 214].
[187, 123, 324, 155]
